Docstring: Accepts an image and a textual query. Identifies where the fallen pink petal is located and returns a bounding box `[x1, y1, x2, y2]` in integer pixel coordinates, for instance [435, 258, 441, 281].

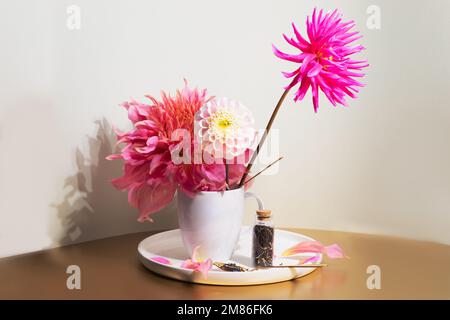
[150, 257, 171, 265]
[324, 244, 349, 259]
[181, 246, 212, 279]
[282, 241, 348, 260]
[282, 241, 326, 256]
[299, 255, 321, 265]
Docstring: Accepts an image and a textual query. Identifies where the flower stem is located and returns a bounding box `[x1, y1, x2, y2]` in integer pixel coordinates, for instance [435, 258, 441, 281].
[238, 86, 291, 187]
[225, 162, 230, 190]
[243, 156, 284, 185]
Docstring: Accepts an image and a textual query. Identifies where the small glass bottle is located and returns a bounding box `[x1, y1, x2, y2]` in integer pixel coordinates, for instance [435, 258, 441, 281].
[252, 209, 274, 267]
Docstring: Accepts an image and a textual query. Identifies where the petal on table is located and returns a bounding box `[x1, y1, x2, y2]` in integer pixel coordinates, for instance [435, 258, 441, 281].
[282, 241, 325, 257]
[282, 241, 348, 260]
[324, 244, 348, 259]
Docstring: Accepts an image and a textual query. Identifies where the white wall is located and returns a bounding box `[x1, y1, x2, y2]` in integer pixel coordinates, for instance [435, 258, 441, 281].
[1, 0, 450, 257]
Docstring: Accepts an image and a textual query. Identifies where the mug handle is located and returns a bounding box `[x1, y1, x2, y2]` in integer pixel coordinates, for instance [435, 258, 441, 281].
[244, 192, 264, 211]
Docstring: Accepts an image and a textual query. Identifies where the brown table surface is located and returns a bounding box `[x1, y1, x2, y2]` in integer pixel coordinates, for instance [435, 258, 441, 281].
[0, 229, 449, 299]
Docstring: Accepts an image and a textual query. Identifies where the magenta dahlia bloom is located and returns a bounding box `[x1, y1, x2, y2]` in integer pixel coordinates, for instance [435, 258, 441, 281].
[273, 8, 369, 112]
[106, 83, 209, 222]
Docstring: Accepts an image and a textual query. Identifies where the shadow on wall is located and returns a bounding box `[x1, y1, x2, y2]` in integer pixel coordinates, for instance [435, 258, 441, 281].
[48, 118, 178, 247]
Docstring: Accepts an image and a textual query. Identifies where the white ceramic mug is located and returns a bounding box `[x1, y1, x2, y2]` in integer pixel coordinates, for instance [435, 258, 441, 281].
[177, 187, 264, 261]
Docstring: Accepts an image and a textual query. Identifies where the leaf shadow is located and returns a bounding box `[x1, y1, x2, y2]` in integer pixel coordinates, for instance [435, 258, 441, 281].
[48, 118, 178, 246]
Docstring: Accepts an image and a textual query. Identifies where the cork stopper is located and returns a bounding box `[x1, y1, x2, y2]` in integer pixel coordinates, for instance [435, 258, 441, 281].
[256, 209, 272, 220]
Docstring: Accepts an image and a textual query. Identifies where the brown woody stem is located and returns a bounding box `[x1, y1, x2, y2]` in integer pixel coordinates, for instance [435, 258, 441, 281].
[243, 156, 284, 185]
[238, 86, 291, 187]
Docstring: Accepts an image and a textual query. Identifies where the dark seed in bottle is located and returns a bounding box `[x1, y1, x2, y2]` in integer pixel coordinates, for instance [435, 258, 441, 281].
[253, 224, 274, 267]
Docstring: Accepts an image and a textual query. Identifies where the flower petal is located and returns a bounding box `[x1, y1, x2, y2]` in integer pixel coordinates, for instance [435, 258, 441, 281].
[181, 246, 213, 279]
[282, 240, 348, 260]
[324, 244, 348, 259]
[307, 63, 323, 78]
[282, 241, 324, 256]
[300, 255, 321, 264]
[150, 257, 171, 265]
[272, 45, 305, 63]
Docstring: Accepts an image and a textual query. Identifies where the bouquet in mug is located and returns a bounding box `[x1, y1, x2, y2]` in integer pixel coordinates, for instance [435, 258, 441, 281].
[107, 84, 257, 222]
[108, 7, 368, 223]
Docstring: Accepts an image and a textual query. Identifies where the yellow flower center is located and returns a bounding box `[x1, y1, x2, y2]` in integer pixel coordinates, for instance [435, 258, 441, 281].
[211, 110, 239, 139]
[218, 118, 232, 129]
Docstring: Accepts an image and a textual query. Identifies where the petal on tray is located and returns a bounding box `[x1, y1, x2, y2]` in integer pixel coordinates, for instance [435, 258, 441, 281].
[150, 256, 171, 265]
[181, 246, 213, 279]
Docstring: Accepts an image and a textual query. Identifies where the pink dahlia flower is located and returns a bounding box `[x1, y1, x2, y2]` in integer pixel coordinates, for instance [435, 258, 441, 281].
[273, 8, 369, 112]
[107, 83, 210, 221]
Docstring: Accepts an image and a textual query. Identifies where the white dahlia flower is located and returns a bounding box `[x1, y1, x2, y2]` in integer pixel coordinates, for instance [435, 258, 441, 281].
[195, 97, 255, 160]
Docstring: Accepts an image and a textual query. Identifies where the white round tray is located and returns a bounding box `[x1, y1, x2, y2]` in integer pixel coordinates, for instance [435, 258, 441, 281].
[138, 227, 322, 286]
